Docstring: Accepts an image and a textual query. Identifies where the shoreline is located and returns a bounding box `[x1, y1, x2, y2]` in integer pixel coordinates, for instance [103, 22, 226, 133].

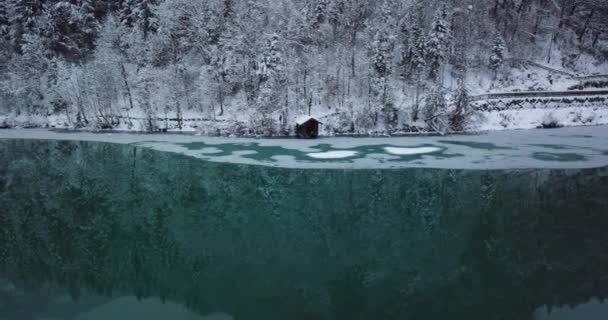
[2, 126, 608, 170]
[1, 123, 606, 140]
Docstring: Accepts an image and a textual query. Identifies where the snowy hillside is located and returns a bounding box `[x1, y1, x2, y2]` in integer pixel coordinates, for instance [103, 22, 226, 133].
[1, 0, 607, 136]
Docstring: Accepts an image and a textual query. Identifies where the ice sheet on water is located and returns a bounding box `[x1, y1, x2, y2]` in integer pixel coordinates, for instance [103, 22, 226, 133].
[2, 127, 608, 170]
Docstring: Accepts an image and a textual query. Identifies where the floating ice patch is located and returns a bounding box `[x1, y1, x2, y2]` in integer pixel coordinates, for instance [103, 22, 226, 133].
[384, 146, 442, 155]
[232, 150, 258, 156]
[199, 147, 223, 154]
[307, 150, 358, 159]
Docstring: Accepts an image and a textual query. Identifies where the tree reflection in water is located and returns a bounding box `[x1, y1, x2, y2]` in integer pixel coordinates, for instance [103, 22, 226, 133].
[1, 139, 608, 320]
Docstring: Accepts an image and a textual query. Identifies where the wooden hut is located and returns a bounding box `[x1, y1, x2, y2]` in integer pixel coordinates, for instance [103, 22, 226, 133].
[295, 116, 322, 139]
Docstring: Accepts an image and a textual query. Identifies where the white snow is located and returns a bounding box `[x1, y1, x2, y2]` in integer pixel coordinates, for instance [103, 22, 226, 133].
[384, 146, 442, 155]
[295, 115, 323, 125]
[476, 107, 608, 131]
[307, 151, 358, 159]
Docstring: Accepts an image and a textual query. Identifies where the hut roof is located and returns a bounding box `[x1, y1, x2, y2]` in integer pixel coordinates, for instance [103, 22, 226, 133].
[295, 115, 323, 125]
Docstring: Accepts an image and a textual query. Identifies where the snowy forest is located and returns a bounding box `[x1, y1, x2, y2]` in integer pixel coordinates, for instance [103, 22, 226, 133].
[0, 0, 607, 136]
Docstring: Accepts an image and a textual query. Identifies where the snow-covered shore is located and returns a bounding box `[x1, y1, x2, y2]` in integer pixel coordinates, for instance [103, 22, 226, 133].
[2, 104, 608, 137]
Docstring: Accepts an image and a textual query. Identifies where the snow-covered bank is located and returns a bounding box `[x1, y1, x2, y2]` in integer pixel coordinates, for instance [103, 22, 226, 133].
[477, 106, 608, 131]
[2, 126, 608, 170]
[2, 104, 608, 137]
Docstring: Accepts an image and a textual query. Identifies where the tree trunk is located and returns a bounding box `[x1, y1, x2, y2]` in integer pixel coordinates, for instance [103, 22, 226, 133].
[121, 64, 135, 110]
[218, 77, 225, 117]
[350, 31, 357, 77]
[579, 9, 594, 42]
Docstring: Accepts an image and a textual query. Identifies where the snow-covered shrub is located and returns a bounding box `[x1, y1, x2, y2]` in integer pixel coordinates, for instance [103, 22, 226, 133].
[353, 108, 377, 133]
[541, 112, 562, 129]
[335, 111, 356, 133]
[574, 109, 597, 125]
[499, 113, 515, 128]
[248, 113, 279, 137]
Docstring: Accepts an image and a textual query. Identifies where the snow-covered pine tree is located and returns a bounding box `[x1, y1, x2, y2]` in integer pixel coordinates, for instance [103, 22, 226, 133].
[424, 84, 448, 133]
[489, 35, 505, 78]
[209, 6, 240, 119]
[378, 0, 395, 27]
[6, 0, 44, 53]
[409, 1, 427, 121]
[449, 79, 470, 132]
[314, 0, 328, 27]
[119, 0, 135, 28]
[133, 0, 158, 40]
[409, 0, 426, 75]
[426, 2, 451, 82]
[398, 18, 410, 78]
[369, 0, 397, 128]
[42, 1, 84, 60]
[223, 0, 235, 19]
[410, 26, 426, 74]
[370, 30, 392, 101]
[257, 34, 285, 114]
[0, 2, 9, 37]
[328, 0, 345, 31]
[80, 0, 99, 53]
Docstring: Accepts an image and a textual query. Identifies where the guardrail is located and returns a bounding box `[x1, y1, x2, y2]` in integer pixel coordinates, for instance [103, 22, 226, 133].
[469, 92, 608, 113]
[469, 90, 608, 103]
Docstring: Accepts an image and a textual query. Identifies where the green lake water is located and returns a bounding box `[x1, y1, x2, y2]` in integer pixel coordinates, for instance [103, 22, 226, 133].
[1, 139, 608, 320]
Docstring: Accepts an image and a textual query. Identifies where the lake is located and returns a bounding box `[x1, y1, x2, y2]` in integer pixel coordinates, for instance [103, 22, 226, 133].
[1, 129, 608, 320]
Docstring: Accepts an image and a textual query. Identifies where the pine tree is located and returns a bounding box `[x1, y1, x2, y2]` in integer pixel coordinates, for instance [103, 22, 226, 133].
[489, 35, 505, 78]
[398, 18, 410, 77]
[424, 84, 448, 133]
[223, 0, 235, 19]
[7, 0, 44, 53]
[43, 1, 83, 60]
[370, 30, 392, 89]
[11, 0, 43, 29]
[314, 0, 328, 27]
[449, 79, 470, 131]
[81, 0, 99, 52]
[119, 0, 135, 28]
[257, 34, 285, 115]
[378, 0, 395, 27]
[328, 0, 345, 29]
[259, 34, 284, 83]
[369, 0, 396, 128]
[409, 12, 426, 122]
[426, 3, 451, 82]
[133, 0, 158, 40]
[409, 0, 426, 77]
[0, 2, 9, 37]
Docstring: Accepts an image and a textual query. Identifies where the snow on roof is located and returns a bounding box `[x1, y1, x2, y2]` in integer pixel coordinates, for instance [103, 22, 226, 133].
[295, 115, 323, 125]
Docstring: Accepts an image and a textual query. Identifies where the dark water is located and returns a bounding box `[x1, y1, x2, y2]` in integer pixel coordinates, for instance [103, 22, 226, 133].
[1, 139, 608, 320]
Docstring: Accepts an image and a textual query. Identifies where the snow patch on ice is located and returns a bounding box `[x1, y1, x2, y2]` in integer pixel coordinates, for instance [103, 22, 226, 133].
[384, 146, 442, 155]
[307, 151, 358, 159]
[200, 147, 223, 154]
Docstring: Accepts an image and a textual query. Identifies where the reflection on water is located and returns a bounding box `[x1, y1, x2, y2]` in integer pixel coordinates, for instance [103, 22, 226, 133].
[535, 299, 608, 320]
[1, 139, 608, 320]
[532, 152, 588, 162]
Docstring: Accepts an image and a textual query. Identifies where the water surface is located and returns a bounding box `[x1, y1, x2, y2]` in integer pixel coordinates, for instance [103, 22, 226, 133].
[1, 139, 608, 320]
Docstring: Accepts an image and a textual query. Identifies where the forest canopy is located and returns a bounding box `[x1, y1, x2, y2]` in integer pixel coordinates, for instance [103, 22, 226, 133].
[0, 0, 607, 134]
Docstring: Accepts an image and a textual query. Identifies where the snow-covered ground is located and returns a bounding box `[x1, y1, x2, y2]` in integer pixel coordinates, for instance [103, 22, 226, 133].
[476, 106, 608, 131]
[2, 126, 608, 170]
